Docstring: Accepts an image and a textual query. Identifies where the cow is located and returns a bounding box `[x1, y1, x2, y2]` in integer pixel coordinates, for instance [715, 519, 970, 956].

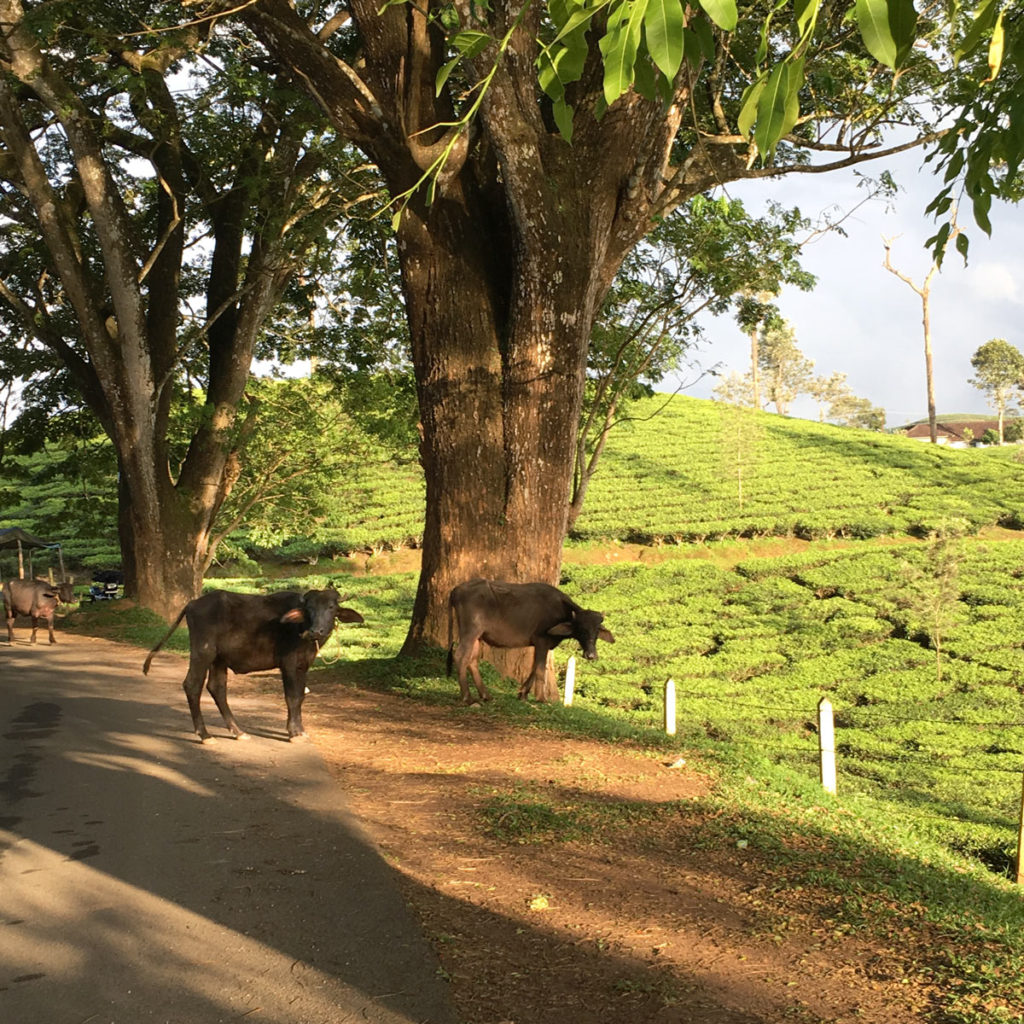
[446, 579, 615, 704]
[3, 579, 76, 644]
[142, 587, 364, 743]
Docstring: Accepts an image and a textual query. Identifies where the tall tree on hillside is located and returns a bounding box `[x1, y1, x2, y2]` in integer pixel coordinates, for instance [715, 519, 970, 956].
[759, 323, 814, 416]
[882, 213, 961, 445]
[808, 372, 851, 422]
[219, 0, 950, 662]
[0, 3, 359, 615]
[828, 393, 886, 431]
[735, 290, 782, 413]
[969, 338, 1024, 443]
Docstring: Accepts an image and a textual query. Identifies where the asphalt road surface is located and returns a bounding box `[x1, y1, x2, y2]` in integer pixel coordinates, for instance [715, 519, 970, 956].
[0, 631, 457, 1024]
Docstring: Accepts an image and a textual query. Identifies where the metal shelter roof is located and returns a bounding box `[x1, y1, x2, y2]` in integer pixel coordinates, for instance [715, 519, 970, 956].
[0, 527, 58, 550]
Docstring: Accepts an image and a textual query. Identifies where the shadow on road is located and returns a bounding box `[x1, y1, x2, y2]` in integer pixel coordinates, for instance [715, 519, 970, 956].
[0, 636, 456, 1024]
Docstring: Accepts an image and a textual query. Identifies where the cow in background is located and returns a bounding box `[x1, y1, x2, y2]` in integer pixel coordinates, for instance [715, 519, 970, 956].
[3, 579, 76, 644]
[143, 587, 364, 742]
[447, 579, 615, 704]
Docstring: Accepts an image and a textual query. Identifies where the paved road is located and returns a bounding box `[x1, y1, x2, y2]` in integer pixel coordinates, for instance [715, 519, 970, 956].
[0, 633, 458, 1024]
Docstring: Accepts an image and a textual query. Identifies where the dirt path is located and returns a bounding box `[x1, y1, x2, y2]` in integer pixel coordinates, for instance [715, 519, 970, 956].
[219, 669, 948, 1024]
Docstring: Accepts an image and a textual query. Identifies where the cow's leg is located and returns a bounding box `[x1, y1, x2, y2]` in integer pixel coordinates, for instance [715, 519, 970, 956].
[183, 660, 215, 742]
[281, 667, 308, 741]
[45, 614, 57, 644]
[5, 608, 14, 643]
[29, 616, 39, 644]
[519, 644, 550, 701]
[455, 635, 490, 703]
[205, 662, 248, 740]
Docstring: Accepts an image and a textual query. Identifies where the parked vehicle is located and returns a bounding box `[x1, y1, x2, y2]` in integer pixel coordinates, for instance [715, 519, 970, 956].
[88, 570, 123, 601]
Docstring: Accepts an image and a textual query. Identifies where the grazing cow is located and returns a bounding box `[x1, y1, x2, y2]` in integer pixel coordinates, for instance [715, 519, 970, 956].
[3, 579, 76, 644]
[447, 579, 615, 704]
[142, 587, 364, 743]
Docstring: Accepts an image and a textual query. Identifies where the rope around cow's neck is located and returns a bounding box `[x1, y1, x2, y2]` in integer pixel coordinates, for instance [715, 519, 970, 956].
[312, 635, 347, 665]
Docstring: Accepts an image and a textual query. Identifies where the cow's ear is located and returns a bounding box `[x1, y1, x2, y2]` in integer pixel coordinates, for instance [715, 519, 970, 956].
[547, 621, 574, 637]
[281, 608, 305, 624]
[336, 607, 364, 623]
[598, 627, 615, 644]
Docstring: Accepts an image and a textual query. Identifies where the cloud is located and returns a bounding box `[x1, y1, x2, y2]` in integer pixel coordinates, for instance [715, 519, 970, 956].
[969, 262, 1023, 304]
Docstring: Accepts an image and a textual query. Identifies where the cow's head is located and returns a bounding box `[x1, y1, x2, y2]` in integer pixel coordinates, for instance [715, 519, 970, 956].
[56, 582, 76, 604]
[548, 607, 615, 661]
[281, 588, 364, 641]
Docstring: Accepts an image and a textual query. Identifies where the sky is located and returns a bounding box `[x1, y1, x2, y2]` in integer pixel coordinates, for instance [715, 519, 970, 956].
[674, 145, 1024, 429]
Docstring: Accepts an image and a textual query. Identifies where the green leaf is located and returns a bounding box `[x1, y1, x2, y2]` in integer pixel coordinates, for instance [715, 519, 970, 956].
[954, 0, 998, 65]
[738, 78, 766, 138]
[550, 1, 602, 47]
[983, 9, 1006, 82]
[537, 50, 565, 102]
[552, 97, 574, 142]
[754, 59, 803, 157]
[855, 0, 917, 69]
[681, 27, 701, 68]
[436, 56, 462, 97]
[644, 0, 685, 80]
[599, 0, 648, 106]
[697, 0, 737, 32]
[794, 0, 820, 37]
[435, 30, 491, 95]
[633, 41, 660, 99]
[692, 15, 715, 60]
[972, 189, 993, 235]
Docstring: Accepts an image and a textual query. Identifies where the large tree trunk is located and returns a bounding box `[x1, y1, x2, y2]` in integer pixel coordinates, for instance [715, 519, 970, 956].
[393, 190, 593, 702]
[116, 456, 223, 619]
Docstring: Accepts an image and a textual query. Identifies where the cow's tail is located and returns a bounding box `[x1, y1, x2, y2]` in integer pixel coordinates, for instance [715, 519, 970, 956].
[446, 593, 455, 677]
[142, 604, 189, 675]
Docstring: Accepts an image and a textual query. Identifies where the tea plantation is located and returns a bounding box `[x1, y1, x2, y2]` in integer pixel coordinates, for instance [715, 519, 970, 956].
[302, 394, 1024, 554]
[208, 396, 1024, 875]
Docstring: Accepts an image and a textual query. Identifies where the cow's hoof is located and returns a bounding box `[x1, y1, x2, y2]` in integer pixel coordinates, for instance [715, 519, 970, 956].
[288, 732, 310, 743]
[234, 732, 251, 741]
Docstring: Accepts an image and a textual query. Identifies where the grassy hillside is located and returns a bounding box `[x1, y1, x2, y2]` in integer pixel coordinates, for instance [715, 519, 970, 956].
[296, 395, 1024, 557]
[574, 396, 1024, 543]
[3, 395, 1021, 570]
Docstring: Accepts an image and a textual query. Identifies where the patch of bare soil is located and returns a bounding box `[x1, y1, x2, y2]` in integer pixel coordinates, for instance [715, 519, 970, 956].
[227, 670, 950, 1024]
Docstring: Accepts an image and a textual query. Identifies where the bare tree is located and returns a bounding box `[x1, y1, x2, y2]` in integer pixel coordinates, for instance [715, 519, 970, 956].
[882, 210, 961, 444]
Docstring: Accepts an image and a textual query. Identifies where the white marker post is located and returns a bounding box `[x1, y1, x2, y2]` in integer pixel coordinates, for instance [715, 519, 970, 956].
[563, 656, 576, 706]
[818, 697, 837, 795]
[664, 678, 676, 736]
[1016, 764, 1024, 885]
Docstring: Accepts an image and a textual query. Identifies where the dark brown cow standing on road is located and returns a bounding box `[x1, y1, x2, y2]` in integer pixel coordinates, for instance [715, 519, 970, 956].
[447, 579, 615, 704]
[3, 579, 76, 644]
[143, 587, 364, 742]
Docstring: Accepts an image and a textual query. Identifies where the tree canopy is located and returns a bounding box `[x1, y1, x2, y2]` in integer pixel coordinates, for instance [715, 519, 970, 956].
[969, 338, 1024, 442]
